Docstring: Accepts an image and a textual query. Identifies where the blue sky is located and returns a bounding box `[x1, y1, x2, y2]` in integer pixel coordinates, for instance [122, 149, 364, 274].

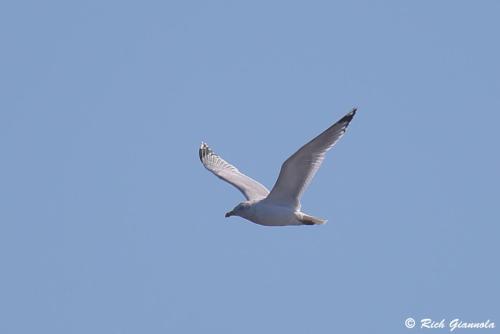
[1, 1, 499, 333]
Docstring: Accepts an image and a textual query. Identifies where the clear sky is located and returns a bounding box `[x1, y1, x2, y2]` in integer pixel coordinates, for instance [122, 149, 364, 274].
[1, 1, 499, 333]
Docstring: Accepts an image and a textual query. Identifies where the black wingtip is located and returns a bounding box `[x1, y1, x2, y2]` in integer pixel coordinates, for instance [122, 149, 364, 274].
[199, 142, 215, 163]
[199, 142, 207, 162]
[339, 107, 357, 124]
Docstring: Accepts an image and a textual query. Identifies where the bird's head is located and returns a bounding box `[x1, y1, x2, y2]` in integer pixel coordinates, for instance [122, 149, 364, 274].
[225, 202, 252, 218]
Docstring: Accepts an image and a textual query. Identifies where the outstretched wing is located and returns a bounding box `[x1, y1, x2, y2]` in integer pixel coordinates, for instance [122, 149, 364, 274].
[199, 142, 269, 201]
[266, 108, 356, 209]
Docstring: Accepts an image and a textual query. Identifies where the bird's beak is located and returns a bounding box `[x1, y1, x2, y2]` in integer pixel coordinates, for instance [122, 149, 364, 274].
[225, 211, 234, 218]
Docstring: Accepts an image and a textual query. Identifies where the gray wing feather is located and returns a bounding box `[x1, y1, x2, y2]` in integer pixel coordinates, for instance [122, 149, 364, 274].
[199, 143, 269, 201]
[266, 108, 356, 209]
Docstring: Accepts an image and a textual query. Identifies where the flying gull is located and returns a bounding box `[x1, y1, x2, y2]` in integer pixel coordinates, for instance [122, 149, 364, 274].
[199, 108, 356, 226]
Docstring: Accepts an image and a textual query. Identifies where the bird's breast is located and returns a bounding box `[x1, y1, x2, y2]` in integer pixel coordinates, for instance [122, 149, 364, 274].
[248, 202, 301, 226]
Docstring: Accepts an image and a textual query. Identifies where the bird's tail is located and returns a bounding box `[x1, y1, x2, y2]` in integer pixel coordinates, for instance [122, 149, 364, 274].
[297, 213, 327, 225]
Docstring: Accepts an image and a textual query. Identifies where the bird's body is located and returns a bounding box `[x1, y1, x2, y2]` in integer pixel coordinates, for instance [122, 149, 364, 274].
[199, 108, 356, 226]
[232, 199, 305, 226]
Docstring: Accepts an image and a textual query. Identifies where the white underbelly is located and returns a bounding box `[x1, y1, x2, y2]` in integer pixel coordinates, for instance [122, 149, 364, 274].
[250, 203, 301, 226]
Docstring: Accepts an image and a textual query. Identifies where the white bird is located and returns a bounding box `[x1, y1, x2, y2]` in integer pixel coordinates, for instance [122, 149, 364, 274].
[199, 108, 357, 226]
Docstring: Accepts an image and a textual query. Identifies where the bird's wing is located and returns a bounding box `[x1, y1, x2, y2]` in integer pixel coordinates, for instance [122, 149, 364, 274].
[266, 108, 356, 209]
[199, 142, 270, 201]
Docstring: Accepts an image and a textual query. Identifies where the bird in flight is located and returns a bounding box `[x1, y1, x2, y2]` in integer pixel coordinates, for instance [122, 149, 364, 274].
[199, 108, 357, 226]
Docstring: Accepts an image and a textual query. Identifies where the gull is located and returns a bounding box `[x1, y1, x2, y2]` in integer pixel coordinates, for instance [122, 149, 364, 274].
[199, 108, 356, 226]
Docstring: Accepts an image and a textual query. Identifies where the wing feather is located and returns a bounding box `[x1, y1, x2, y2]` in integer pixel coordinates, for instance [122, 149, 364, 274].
[199, 143, 269, 201]
[266, 108, 356, 209]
